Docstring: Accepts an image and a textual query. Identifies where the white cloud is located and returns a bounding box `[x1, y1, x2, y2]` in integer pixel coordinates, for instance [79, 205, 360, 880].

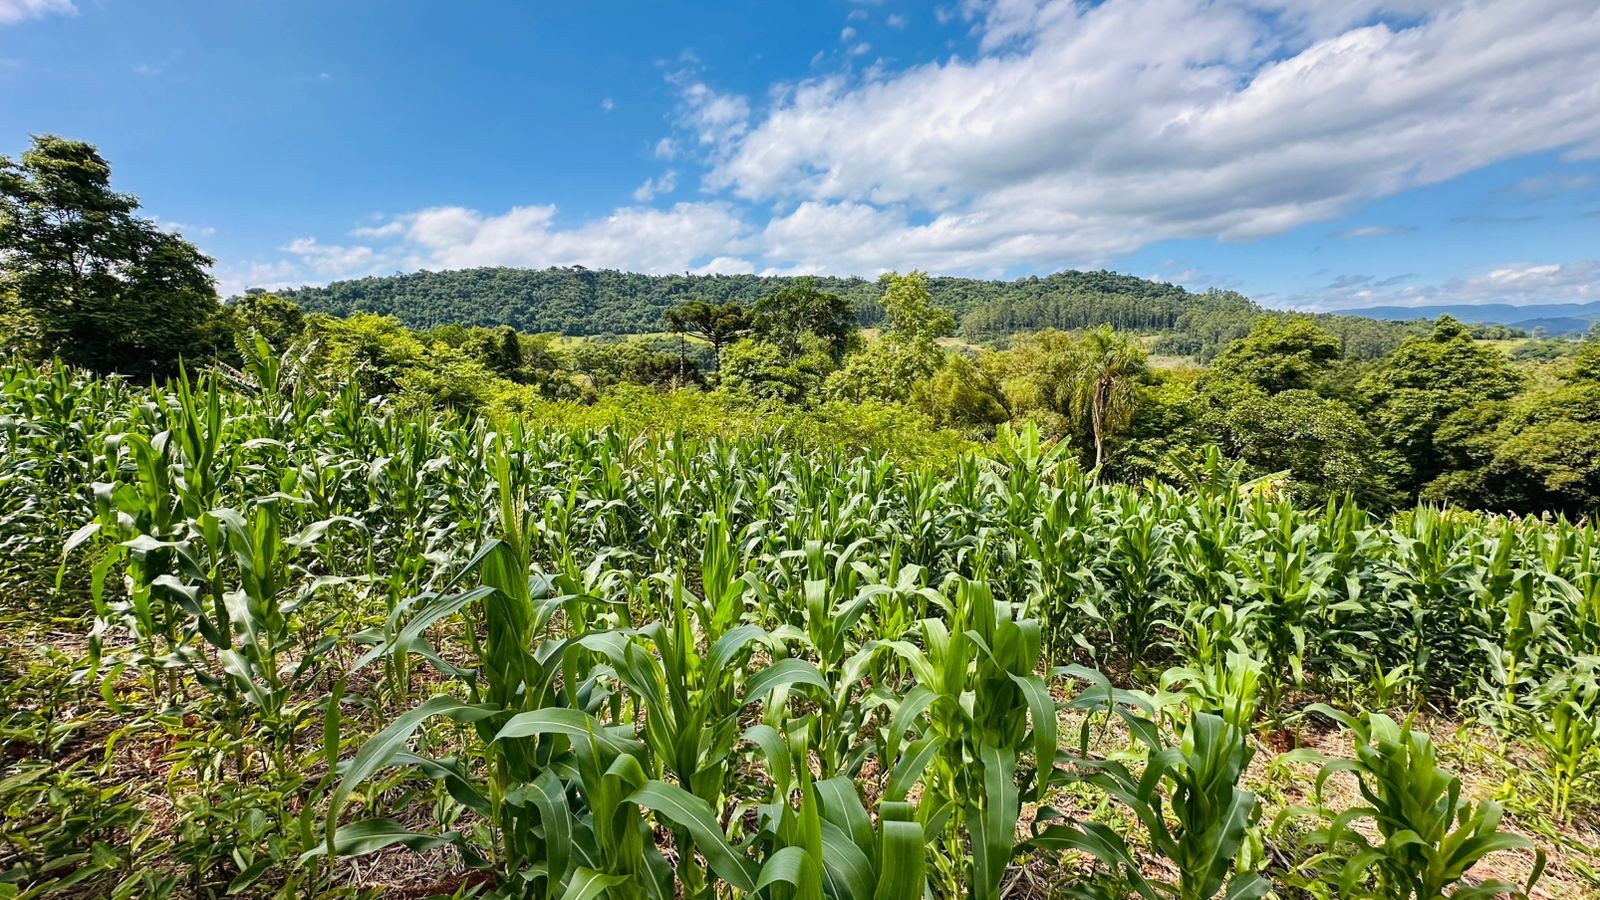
[0, 0, 73, 25]
[1500, 172, 1596, 199]
[1292, 260, 1600, 310]
[235, 201, 753, 290]
[704, 0, 1600, 273]
[693, 256, 756, 275]
[350, 219, 406, 239]
[132, 62, 160, 76]
[156, 219, 215, 238]
[887, 13, 909, 28]
[214, 260, 303, 299]
[282, 237, 383, 278]
[632, 169, 679, 202]
[601, 97, 615, 112]
[219, 1, 1600, 291]
[1331, 225, 1415, 238]
[665, 71, 751, 156]
[393, 202, 748, 273]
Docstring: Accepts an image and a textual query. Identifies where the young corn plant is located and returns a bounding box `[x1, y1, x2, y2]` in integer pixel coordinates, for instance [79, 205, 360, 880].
[1274, 705, 1544, 899]
[1034, 708, 1270, 900]
[1159, 643, 1264, 732]
[741, 721, 931, 900]
[1231, 495, 1327, 731]
[1512, 660, 1600, 824]
[881, 576, 1059, 900]
[316, 442, 613, 898]
[583, 572, 773, 896]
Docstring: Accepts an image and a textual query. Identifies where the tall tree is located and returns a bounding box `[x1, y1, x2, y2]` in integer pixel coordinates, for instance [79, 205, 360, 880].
[1068, 325, 1149, 470]
[1208, 315, 1340, 394]
[878, 270, 954, 344]
[0, 135, 224, 378]
[825, 272, 956, 404]
[664, 299, 750, 371]
[752, 277, 856, 361]
[232, 291, 306, 349]
[1357, 316, 1522, 492]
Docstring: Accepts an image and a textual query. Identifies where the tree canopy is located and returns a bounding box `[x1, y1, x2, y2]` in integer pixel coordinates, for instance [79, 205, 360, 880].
[0, 135, 226, 378]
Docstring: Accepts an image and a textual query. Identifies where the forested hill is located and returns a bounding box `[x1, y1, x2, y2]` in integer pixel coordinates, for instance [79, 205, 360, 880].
[276, 267, 1230, 336]
[281, 268, 880, 336]
[275, 265, 1441, 359]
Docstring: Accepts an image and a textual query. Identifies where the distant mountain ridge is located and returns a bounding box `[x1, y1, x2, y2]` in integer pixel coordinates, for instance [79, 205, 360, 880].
[1332, 300, 1600, 334]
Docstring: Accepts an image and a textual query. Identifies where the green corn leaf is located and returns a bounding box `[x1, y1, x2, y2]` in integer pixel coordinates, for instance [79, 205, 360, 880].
[496, 707, 641, 758]
[873, 818, 927, 900]
[559, 868, 628, 900]
[299, 817, 460, 861]
[756, 845, 819, 894]
[744, 658, 830, 703]
[330, 694, 497, 826]
[627, 780, 758, 892]
[817, 819, 874, 900]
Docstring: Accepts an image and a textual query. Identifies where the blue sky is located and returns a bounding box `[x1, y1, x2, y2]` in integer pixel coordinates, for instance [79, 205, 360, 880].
[3, 0, 1599, 310]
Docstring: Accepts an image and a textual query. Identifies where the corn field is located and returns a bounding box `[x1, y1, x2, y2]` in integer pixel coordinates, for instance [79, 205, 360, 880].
[1, 350, 1595, 898]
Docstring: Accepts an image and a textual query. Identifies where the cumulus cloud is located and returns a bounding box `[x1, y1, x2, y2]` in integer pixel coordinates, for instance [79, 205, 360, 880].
[156, 219, 215, 238]
[391, 203, 748, 273]
[692, 256, 756, 275]
[214, 260, 304, 299]
[226, 201, 754, 293]
[706, 0, 1600, 273]
[223, 0, 1600, 295]
[335, 203, 747, 276]
[669, 76, 750, 154]
[282, 237, 384, 278]
[0, 0, 73, 25]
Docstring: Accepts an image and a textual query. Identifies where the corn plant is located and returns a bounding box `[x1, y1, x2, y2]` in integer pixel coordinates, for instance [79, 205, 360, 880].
[1510, 659, 1600, 823]
[5, 359, 1598, 898]
[881, 576, 1058, 899]
[1275, 705, 1544, 899]
[1035, 708, 1269, 900]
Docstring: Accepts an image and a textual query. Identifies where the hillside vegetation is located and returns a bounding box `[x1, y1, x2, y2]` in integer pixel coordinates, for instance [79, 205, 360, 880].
[5, 137, 1599, 519]
[275, 266, 1460, 360]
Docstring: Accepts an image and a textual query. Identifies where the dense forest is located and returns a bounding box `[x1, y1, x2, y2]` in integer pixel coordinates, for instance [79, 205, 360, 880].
[276, 266, 1470, 361]
[278, 268, 1203, 336]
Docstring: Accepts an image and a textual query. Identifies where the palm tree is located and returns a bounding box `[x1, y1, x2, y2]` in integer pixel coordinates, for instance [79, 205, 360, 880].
[1068, 326, 1148, 470]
